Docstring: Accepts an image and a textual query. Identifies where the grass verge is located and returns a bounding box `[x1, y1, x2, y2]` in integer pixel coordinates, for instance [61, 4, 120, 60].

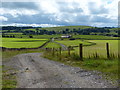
[2, 65, 17, 89]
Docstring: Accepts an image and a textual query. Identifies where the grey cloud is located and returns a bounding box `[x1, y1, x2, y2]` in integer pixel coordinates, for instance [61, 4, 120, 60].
[91, 15, 116, 23]
[57, 2, 83, 13]
[118, 1, 120, 27]
[1, 1, 117, 27]
[2, 12, 71, 26]
[1, 2, 38, 10]
[118, 17, 120, 27]
[88, 2, 109, 14]
[2, 13, 57, 24]
[74, 15, 91, 22]
[2, 11, 117, 27]
[118, 2, 120, 18]
[60, 7, 83, 13]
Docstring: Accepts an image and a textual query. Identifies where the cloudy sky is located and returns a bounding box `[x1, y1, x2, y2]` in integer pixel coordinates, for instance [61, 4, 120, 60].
[0, 0, 119, 27]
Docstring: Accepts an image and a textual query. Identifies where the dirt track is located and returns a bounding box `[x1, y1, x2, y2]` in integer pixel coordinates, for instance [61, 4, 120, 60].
[9, 53, 116, 88]
[51, 38, 67, 50]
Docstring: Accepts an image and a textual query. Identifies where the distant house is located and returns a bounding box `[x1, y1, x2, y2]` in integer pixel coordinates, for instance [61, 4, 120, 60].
[61, 35, 72, 38]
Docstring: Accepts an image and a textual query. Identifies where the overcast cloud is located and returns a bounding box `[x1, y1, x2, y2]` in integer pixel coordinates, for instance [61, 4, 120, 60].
[0, 0, 119, 27]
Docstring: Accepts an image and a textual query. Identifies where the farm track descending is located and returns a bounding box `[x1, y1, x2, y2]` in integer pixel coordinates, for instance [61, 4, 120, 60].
[51, 38, 96, 50]
[51, 38, 68, 50]
[10, 53, 116, 88]
[53, 41, 68, 50]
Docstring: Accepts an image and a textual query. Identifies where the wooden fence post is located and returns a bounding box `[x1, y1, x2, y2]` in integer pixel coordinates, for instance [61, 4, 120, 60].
[59, 47, 62, 60]
[52, 47, 55, 56]
[79, 44, 83, 60]
[106, 43, 110, 59]
[68, 46, 71, 56]
[56, 48, 59, 56]
[49, 48, 52, 52]
[59, 47, 62, 55]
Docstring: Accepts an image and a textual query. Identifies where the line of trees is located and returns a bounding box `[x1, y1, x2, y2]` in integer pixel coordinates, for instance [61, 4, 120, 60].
[22, 28, 111, 35]
[1, 26, 119, 37]
[1, 26, 42, 30]
[2, 35, 15, 38]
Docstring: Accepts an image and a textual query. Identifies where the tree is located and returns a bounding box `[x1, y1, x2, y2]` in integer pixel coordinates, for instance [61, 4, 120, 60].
[13, 35, 15, 38]
[29, 35, 33, 38]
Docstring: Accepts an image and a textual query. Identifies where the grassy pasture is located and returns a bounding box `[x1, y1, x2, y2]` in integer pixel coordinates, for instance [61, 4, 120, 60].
[3, 34, 118, 40]
[1, 38, 48, 48]
[53, 39, 118, 59]
[72, 40, 118, 58]
[56, 40, 92, 47]
[32, 35, 61, 39]
[73, 35, 118, 40]
[4, 33, 23, 35]
[2, 30, 16, 32]
[109, 28, 119, 31]
[43, 25, 93, 31]
[44, 42, 61, 48]
[23, 29, 36, 31]
[6, 34, 61, 39]
[23, 25, 93, 31]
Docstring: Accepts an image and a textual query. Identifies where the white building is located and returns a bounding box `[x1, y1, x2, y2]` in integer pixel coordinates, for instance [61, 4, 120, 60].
[61, 35, 72, 38]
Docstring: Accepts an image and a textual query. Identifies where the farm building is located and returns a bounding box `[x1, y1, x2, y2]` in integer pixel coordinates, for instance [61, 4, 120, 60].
[61, 35, 72, 38]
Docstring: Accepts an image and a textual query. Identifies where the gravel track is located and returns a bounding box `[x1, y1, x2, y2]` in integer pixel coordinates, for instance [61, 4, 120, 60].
[51, 38, 67, 50]
[9, 53, 116, 88]
[53, 41, 68, 50]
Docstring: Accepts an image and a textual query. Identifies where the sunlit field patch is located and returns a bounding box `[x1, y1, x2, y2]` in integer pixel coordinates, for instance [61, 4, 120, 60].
[1, 38, 48, 48]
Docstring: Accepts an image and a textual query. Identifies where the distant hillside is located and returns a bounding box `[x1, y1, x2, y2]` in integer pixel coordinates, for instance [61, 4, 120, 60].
[109, 28, 119, 31]
[1, 25, 119, 37]
[41, 25, 93, 31]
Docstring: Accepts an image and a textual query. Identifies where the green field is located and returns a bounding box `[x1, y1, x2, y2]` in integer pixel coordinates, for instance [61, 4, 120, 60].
[2, 34, 119, 40]
[23, 29, 36, 31]
[23, 25, 93, 31]
[73, 35, 118, 40]
[72, 40, 118, 58]
[2, 38, 48, 48]
[2, 37, 118, 58]
[109, 28, 119, 31]
[44, 42, 61, 48]
[4, 35, 61, 39]
[4, 33, 23, 35]
[56, 40, 93, 47]
[52, 39, 119, 59]
[32, 35, 61, 39]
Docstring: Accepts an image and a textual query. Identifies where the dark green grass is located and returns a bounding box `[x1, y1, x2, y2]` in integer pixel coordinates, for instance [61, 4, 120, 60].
[73, 35, 118, 40]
